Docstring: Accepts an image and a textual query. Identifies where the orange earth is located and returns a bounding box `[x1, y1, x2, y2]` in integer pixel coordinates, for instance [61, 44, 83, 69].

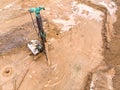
[0, 0, 119, 90]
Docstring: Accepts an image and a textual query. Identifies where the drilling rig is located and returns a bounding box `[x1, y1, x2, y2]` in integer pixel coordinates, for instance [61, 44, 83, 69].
[27, 7, 48, 62]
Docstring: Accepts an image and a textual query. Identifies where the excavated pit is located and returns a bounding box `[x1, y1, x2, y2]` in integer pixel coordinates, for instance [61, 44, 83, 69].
[0, 0, 119, 90]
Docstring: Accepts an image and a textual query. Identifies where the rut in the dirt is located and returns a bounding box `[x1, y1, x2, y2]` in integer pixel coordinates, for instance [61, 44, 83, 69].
[79, 0, 120, 90]
[77, 0, 115, 90]
[104, 0, 120, 90]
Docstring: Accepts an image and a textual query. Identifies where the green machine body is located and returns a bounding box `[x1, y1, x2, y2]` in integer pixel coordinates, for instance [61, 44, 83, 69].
[29, 7, 45, 17]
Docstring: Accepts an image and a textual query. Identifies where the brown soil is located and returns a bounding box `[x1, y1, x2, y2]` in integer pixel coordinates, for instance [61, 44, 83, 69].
[0, 0, 119, 90]
[104, 0, 120, 90]
[0, 1, 104, 89]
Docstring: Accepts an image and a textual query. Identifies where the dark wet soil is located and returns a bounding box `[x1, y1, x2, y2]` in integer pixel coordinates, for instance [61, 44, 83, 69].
[104, 0, 120, 90]
[0, 22, 36, 53]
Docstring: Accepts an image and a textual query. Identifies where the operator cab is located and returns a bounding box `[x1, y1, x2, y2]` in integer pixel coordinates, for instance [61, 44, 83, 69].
[27, 40, 43, 55]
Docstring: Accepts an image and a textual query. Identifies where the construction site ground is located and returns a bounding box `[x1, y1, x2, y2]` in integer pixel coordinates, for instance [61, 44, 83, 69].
[0, 0, 120, 90]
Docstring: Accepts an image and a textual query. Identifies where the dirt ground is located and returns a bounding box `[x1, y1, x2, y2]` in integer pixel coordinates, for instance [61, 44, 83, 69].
[104, 0, 120, 90]
[0, 0, 119, 90]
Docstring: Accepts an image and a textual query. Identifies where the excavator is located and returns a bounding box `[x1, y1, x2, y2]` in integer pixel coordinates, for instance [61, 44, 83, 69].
[27, 7, 48, 62]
